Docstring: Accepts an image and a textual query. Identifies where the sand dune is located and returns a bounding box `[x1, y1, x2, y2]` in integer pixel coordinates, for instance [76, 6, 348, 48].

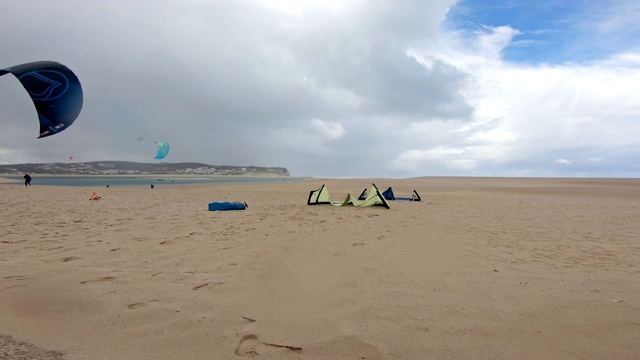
[0, 177, 639, 359]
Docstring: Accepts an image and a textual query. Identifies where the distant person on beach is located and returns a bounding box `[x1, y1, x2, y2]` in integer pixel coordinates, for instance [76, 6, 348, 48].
[150, 184, 154, 189]
[23, 173, 31, 186]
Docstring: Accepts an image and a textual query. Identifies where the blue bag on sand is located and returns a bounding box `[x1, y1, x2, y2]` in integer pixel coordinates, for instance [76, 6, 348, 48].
[208, 202, 247, 211]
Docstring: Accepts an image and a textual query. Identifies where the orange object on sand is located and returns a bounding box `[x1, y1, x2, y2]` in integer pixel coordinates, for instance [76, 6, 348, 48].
[90, 192, 101, 200]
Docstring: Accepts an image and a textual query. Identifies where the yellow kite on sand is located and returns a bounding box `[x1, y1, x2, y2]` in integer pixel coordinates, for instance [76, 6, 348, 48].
[307, 183, 390, 209]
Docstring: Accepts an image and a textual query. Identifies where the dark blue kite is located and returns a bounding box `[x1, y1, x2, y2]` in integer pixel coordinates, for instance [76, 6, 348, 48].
[1, 61, 83, 138]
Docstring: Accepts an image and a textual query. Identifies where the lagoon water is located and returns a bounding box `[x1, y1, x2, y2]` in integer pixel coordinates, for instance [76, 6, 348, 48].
[2, 175, 305, 187]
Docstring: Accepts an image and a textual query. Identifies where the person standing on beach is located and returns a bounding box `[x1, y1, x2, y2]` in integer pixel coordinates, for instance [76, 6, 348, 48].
[23, 173, 32, 186]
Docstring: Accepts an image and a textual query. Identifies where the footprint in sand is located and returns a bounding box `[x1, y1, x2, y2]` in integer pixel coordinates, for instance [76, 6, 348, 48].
[80, 276, 116, 285]
[40, 246, 64, 251]
[127, 300, 159, 309]
[193, 281, 223, 290]
[3, 275, 32, 280]
[127, 302, 147, 310]
[192, 283, 212, 290]
[234, 335, 259, 357]
[62, 256, 80, 262]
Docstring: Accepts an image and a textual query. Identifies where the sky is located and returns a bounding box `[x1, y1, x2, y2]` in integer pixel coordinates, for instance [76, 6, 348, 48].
[1, 0, 639, 178]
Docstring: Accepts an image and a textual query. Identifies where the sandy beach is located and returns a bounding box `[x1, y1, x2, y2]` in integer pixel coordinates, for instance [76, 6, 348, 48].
[0, 177, 639, 359]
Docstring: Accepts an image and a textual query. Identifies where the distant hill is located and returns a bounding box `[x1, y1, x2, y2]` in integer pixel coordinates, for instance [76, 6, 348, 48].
[0, 161, 290, 176]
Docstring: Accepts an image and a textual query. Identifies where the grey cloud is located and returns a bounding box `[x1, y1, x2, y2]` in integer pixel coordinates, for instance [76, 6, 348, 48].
[4, 1, 639, 178]
[1, 0, 471, 176]
[279, 1, 471, 121]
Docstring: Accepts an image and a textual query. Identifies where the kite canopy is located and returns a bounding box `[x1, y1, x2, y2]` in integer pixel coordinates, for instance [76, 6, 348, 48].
[361, 186, 421, 202]
[0, 61, 83, 138]
[307, 184, 390, 209]
[381, 187, 421, 201]
[154, 141, 169, 160]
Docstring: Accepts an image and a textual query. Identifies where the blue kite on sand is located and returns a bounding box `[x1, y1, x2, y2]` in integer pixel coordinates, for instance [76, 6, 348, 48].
[359, 187, 421, 201]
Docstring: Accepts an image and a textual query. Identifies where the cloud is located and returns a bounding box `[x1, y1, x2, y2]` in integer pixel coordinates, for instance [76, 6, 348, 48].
[310, 119, 345, 140]
[1, 0, 640, 178]
[396, 16, 640, 177]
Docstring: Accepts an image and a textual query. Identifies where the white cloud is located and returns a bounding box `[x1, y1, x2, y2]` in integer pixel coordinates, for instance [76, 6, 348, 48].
[397, 19, 640, 176]
[310, 119, 345, 140]
[258, 0, 346, 16]
[1, 0, 640, 177]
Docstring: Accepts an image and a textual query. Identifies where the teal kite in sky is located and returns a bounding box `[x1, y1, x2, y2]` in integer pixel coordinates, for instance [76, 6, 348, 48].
[154, 141, 169, 160]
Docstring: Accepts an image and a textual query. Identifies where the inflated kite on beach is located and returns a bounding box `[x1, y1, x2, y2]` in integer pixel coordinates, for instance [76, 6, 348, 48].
[308, 184, 390, 208]
[359, 187, 421, 201]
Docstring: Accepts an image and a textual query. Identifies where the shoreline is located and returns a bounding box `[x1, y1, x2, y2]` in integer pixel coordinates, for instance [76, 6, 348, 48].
[0, 173, 300, 179]
[0, 174, 308, 187]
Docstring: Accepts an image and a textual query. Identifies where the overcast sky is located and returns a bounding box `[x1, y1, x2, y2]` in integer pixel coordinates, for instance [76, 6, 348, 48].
[1, 0, 639, 178]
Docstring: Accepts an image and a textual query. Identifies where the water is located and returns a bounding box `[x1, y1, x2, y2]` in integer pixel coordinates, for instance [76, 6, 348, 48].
[2, 175, 307, 187]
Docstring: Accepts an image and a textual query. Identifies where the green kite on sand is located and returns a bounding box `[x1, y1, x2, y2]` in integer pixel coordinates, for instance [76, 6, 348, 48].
[307, 183, 390, 209]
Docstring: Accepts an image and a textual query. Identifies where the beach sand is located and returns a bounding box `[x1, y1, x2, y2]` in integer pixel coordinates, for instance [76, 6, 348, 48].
[0, 177, 638, 359]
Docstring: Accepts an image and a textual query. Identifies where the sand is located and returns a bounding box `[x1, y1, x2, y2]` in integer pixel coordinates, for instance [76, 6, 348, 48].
[0, 177, 639, 359]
